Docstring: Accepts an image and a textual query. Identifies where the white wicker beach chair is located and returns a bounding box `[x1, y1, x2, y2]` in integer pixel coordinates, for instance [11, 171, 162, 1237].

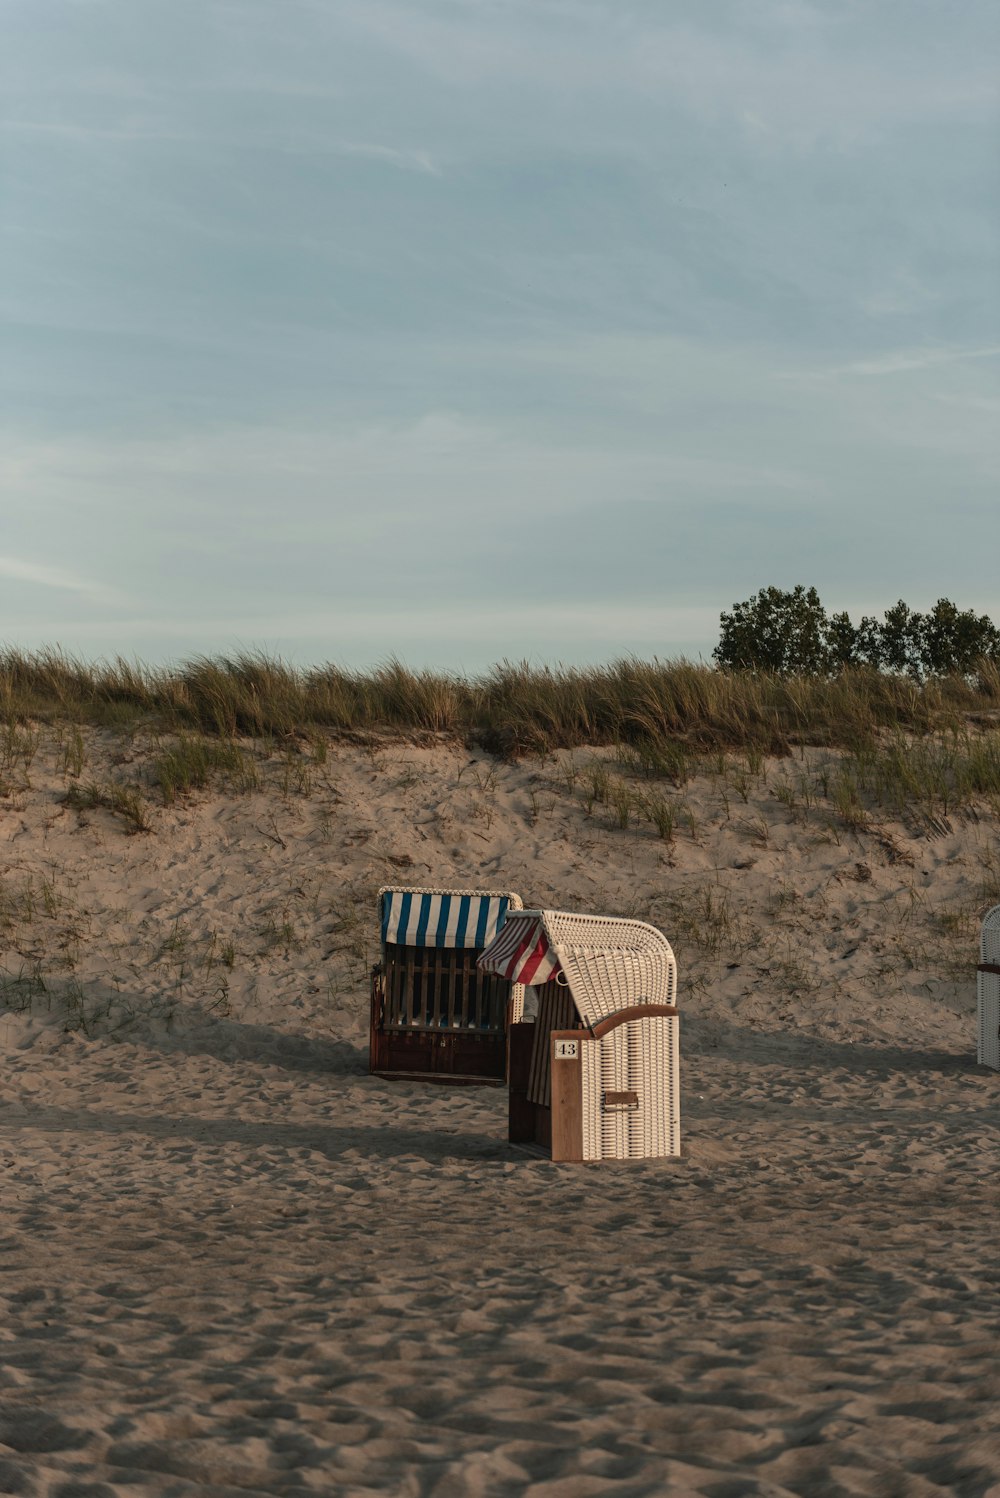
[479, 909, 680, 1162]
[978, 905, 1000, 1069]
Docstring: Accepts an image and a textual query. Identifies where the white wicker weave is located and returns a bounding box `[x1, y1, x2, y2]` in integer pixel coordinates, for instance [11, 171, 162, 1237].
[978, 905, 1000, 1069]
[526, 909, 677, 1029]
[580, 1015, 680, 1161]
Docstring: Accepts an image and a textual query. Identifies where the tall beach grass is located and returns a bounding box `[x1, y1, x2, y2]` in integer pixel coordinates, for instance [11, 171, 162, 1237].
[2, 647, 1000, 753]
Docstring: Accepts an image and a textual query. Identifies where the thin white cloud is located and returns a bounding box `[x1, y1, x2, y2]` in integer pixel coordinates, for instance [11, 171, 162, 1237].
[935, 394, 1000, 415]
[336, 0, 998, 141]
[0, 555, 128, 607]
[0, 119, 177, 142]
[782, 346, 1000, 381]
[0, 408, 820, 535]
[844, 347, 1000, 378]
[0, 118, 442, 175]
[55, 602, 719, 642]
[334, 141, 441, 175]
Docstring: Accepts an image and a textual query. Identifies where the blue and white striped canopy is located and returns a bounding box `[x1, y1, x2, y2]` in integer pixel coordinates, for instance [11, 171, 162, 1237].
[381, 890, 514, 950]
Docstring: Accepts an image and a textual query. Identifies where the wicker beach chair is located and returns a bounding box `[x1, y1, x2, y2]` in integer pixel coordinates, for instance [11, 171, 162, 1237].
[978, 905, 1000, 1069]
[479, 909, 680, 1161]
[369, 886, 524, 1082]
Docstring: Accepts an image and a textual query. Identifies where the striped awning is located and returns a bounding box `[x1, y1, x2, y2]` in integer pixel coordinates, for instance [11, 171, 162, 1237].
[477, 912, 562, 986]
[381, 890, 513, 950]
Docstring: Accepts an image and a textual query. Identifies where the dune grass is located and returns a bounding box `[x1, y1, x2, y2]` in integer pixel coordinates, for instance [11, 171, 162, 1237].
[151, 735, 260, 804]
[2, 647, 1000, 754]
[5, 647, 1000, 833]
[61, 780, 154, 834]
[830, 731, 1000, 823]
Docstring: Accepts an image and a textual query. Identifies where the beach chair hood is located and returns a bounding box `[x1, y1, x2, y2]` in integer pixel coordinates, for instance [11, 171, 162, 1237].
[478, 908, 677, 1029]
[379, 887, 520, 950]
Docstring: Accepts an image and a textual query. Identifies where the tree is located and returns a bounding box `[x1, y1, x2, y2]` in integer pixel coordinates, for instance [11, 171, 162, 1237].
[714, 586, 835, 674]
[919, 599, 1000, 677]
[825, 610, 861, 670]
[714, 587, 1000, 678]
[854, 614, 885, 671]
[875, 600, 924, 678]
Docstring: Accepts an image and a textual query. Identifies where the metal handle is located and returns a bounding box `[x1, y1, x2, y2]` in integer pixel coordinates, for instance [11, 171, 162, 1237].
[603, 1090, 639, 1111]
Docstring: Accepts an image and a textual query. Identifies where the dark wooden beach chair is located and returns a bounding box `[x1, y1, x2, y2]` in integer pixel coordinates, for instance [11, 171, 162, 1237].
[369, 886, 524, 1083]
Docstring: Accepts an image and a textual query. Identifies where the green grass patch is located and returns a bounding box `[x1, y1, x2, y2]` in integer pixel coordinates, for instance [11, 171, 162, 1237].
[151, 735, 259, 804]
[830, 731, 1000, 822]
[62, 780, 153, 834]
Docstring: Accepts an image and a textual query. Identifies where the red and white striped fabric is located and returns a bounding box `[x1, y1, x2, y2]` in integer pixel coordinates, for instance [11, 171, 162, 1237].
[476, 912, 562, 986]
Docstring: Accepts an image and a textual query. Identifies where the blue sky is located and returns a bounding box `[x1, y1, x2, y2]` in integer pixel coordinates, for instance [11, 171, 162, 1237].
[3, 0, 998, 670]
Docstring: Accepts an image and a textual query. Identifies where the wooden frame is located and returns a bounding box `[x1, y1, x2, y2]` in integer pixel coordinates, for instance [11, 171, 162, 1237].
[508, 979, 583, 1149]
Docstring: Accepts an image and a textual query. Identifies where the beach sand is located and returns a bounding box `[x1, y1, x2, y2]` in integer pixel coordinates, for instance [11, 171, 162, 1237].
[1, 729, 998, 1495]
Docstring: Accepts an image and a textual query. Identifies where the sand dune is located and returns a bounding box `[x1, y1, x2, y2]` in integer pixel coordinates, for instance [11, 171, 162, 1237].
[1, 728, 998, 1494]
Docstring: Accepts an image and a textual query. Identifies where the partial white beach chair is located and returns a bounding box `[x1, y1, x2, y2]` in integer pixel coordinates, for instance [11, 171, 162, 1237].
[370, 886, 524, 1083]
[478, 909, 680, 1161]
[977, 905, 1000, 1069]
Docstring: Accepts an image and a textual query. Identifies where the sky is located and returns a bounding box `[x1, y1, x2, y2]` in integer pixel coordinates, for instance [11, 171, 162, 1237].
[3, 0, 999, 672]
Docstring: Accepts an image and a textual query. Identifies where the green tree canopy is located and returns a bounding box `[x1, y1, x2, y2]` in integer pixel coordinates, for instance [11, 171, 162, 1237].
[714, 587, 1000, 678]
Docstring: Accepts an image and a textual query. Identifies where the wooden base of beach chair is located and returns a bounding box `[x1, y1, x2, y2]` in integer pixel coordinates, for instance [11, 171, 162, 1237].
[371, 1069, 505, 1087]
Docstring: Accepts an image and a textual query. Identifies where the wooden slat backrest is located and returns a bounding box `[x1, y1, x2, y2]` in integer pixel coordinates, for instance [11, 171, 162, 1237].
[381, 943, 508, 1031]
[404, 945, 416, 1026]
[453, 948, 470, 1028]
[446, 948, 456, 1025]
[469, 953, 481, 1029]
[385, 952, 398, 1027]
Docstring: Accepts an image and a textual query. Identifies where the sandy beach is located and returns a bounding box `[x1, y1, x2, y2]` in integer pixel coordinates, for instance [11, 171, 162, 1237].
[2, 727, 998, 1495]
